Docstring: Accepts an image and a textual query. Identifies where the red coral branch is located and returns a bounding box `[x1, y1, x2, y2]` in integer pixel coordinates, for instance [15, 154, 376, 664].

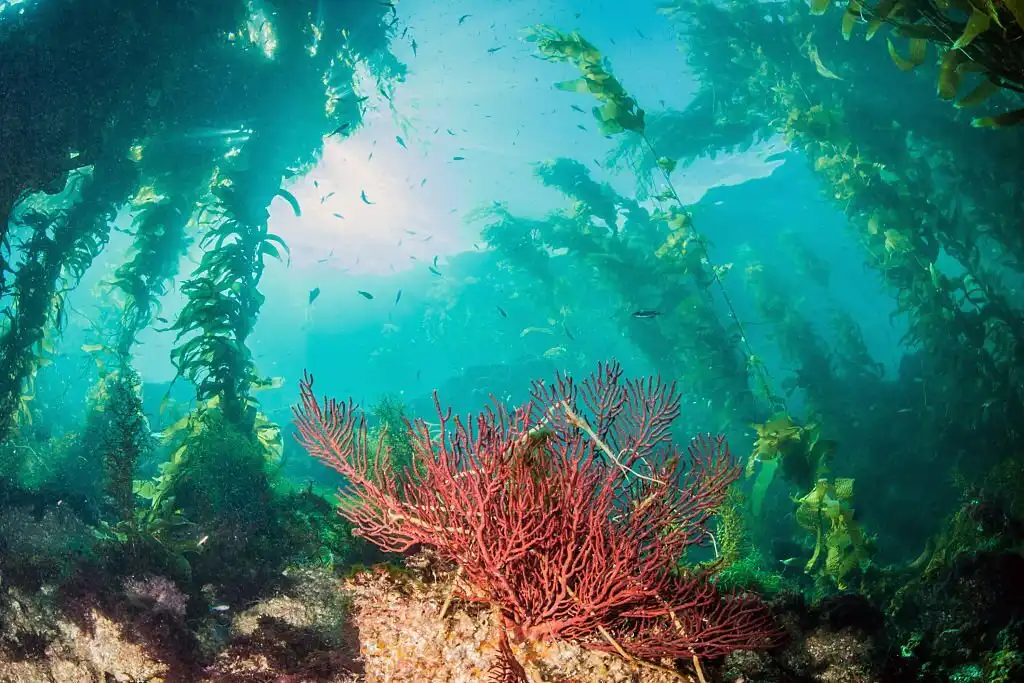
[293, 360, 781, 661]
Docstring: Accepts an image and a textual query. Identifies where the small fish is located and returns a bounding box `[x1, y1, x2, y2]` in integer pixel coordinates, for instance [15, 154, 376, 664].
[487, 46, 505, 54]
[420, 178, 427, 186]
[563, 322, 575, 340]
[396, 135, 407, 149]
[422, 235, 433, 242]
[496, 306, 507, 318]
[520, 327, 554, 337]
[332, 212, 344, 219]
[357, 290, 374, 300]
[395, 289, 403, 304]
[313, 180, 319, 188]
[210, 605, 231, 612]
[404, 229, 417, 235]
[570, 104, 585, 113]
[576, 124, 587, 131]
[452, 156, 465, 161]
[432, 255, 439, 267]
[328, 122, 350, 136]
[428, 266, 442, 276]
[458, 13, 472, 24]
[309, 287, 320, 304]
[411, 38, 418, 56]
[320, 191, 335, 203]
[198, 534, 209, 546]
[155, 316, 169, 324]
[446, 128, 456, 136]
[636, 29, 648, 39]
[632, 310, 661, 319]
[361, 191, 374, 204]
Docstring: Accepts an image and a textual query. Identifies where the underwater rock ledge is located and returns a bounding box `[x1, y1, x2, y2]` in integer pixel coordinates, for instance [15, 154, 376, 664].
[343, 551, 682, 683]
[0, 554, 681, 682]
[0, 548, 910, 683]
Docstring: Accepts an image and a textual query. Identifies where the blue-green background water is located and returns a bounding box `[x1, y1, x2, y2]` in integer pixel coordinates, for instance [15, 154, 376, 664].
[52, 0, 896, 420]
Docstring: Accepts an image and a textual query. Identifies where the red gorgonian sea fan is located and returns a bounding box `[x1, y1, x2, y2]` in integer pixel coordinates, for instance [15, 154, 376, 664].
[293, 360, 780, 664]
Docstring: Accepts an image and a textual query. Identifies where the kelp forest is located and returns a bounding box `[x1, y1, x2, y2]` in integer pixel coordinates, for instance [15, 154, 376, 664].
[1, 0, 1023, 681]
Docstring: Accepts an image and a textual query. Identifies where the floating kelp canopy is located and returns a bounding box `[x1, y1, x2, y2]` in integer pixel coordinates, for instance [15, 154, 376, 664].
[812, 0, 1024, 126]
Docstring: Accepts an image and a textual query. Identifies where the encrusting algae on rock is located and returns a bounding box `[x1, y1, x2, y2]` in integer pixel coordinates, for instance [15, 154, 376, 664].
[345, 552, 684, 683]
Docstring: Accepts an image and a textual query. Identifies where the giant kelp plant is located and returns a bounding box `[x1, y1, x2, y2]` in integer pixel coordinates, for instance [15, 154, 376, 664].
[483, 26, 878, 602]
[811, 0, 1024, 127]
[0, 0, 403, 676]
[500, 7, 1024, 680]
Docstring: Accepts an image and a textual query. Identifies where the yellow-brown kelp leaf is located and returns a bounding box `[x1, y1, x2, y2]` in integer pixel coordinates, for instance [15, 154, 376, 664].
[887, 37, 926, 71]
[867, 214, 882, 234]
[937, 50, 965, 100]
[525, 25, 646, 136]
[886, 38, 912, 70]
[656, 156, 677, 174]
[971, 107, 1024, 128]
[908, 37, 927, 64]
[842, 0, 863, 39]
[866, 0, 898, 39]
[883, 228, 913, 253]
[955, 78, 1001, 107]
[808, 44, 843, 79]
[957, 60, 987, 75]
[1004, 0, 1024, 30]
[554, 78, 590, 94]
[751, 414, 803, 462]
[833, 477, 855, 500]
[809, 0, 832, 15]
[953, 7, 991, 49]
